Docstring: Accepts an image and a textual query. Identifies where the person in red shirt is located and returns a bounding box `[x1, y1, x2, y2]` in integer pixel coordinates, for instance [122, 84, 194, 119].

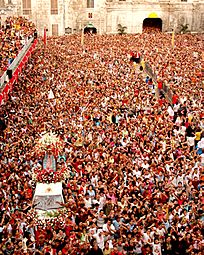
[157, 79, 163, 97]
[157, 80, 163, 90]
[43, 244, 57, 255]
[62, 243, 70, 255]
[172, 93, 179, 105]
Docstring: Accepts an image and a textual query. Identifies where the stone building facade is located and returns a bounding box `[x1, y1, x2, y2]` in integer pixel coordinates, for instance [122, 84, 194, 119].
[0, 0, 204, 35]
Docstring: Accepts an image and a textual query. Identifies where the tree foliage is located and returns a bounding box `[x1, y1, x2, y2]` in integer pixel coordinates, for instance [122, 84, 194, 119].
[117, 24, 127, 35]
[179, 24, 190, 34]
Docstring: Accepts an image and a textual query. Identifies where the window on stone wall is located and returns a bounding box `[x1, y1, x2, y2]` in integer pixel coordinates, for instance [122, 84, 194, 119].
[87, 0, 94, 8]
[22, 0, 31, 15]
[181, 0, 187, 2]
[201, 14, 204, 30]
[0, 0, 5, 7]
[52, 24, 59, 36]
[88, 13, 93, 19]
[51, 0, 58, 15]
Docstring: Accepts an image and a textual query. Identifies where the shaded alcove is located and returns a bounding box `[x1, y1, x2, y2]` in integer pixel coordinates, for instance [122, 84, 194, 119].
[143, 18, 162, 33]
[84, 23, 97, 34]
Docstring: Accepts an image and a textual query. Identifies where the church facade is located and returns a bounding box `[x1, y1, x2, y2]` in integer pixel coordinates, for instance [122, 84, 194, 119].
[0, 0, 204, 35]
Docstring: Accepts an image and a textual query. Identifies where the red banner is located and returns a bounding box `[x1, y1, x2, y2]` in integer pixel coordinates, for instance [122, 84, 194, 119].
[44, 27, 47, 46]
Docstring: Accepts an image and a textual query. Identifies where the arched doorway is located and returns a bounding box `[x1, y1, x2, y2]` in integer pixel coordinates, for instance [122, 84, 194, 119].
[143, 18, 162, 33]
[84, 23, 97, 34]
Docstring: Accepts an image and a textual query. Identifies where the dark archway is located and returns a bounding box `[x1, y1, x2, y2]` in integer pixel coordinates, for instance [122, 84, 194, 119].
[143, 18, 162, 33]
[84, 27, 97, 34]
[84, 24, 97, 34]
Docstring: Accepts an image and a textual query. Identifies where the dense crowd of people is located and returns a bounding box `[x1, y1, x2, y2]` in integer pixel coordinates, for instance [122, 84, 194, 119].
[0, 16, 35, 76]
[0, 27, 203, 255]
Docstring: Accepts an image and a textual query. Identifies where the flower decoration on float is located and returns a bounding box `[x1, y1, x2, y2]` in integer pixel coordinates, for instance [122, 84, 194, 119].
[32, 167, 68, 183]
[35, 131, 65, 157]
[27, 208, 69, 226]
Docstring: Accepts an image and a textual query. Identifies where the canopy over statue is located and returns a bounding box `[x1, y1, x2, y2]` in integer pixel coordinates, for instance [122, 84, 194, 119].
[33, 182, 64, 211]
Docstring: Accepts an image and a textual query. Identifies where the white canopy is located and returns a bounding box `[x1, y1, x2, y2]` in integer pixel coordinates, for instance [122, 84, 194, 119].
[33, 182, 64, 211]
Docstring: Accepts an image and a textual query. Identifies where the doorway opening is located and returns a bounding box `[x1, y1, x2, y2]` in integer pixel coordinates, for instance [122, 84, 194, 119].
[143, 18, 162, 33]
[84, 23, 97, 34]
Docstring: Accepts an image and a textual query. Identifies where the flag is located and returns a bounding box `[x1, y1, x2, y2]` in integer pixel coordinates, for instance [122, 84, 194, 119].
[171, 31, 175, 48]
[81, 28, 84, 46]
[141, 60, 145, 70]
[44, 26, 47, 46]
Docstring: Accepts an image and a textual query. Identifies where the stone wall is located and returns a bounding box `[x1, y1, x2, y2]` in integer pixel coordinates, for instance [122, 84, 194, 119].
[105, 0, 204, 33]
[0, 0, 203, 35]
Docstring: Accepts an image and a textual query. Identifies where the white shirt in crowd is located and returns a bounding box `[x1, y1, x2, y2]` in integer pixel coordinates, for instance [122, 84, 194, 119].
[187, 136, 195, 147]
[167, 106, 174, 117]
[93, 231, 105, 250]
[102, 223, 115, 234]
[84, 197, 92, 208]
[152, 242, 162, 255]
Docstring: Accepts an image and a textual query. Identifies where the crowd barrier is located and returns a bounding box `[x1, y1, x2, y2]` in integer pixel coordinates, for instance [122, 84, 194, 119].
[142, 60, 174, 104]
[144, 62, 157, 83]
[0, 37, 38, 105]
[162, 83, 173, 105]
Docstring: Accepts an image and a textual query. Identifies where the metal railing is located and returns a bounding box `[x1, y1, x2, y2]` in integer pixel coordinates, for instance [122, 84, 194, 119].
[0, 36, 34, 89]
[162, 83, 173, 104]
[142, 59, 174, 104]
[144, 62, 157, 83]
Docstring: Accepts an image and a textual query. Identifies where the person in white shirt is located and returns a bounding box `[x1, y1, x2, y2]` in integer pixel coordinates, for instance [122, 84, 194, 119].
[187, 136, 195, 149]
[152, 239, 162, 255]
[133, 168, 141, 178]
[173, 103, 180, 113]
[93, 230, 105, 250]
[84, 194, 92, 208]
[98, 193, 106, 210]
[102, 219, 116, 236]
[167, 105, 174, 120]
[141, 159, 149, 169]
[143, 229, 153, 244]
